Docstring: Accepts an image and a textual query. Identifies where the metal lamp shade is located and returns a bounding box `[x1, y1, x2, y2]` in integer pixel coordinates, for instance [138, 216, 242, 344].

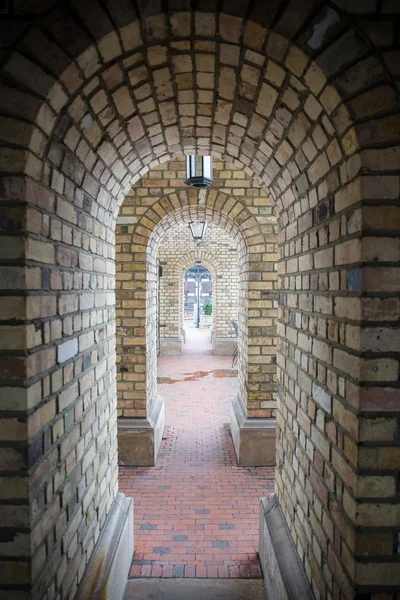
[185, 155, 213, 188]
[188, 221, 207, 242]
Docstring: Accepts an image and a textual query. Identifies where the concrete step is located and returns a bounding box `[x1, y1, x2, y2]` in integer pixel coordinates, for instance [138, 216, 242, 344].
[124, 578, 266, 599]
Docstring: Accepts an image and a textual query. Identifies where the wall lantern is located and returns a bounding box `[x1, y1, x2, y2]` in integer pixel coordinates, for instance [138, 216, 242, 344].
[188, 221, 208, 243]
[185, 155, 213, 188]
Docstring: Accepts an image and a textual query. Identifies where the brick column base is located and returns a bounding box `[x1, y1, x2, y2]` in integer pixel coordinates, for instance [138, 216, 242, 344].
[212, 337, 238, 356]
[230, 395, 276, 466]
[159, 335, 184, 355]
[76, 493, 134, 600]
[259, 495, 313, 600]
[118, 396, 165, 466]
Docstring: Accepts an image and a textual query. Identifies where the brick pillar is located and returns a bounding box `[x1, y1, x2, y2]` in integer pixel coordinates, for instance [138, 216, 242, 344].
[0, 176, 33, 591]
[262, 152, 400, 598]
[350, 174, 400, 591]
[0, 176, 132, 599]
[115, 219, 148, 419]
[116, 222, 165, 467]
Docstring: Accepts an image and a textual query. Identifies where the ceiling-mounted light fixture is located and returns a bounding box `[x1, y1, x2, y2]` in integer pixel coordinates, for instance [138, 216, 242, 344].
[185, 155, 213, 188]
[188, 221, 208, 243]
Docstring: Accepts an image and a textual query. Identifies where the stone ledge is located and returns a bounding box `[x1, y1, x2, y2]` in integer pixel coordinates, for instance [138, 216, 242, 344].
[118, 395, 165, 466]
[212, 336, 237, 356]
[160, 336, 184, 355]
[76, 492, 134, 600]
[259, 494, 314, 600]
[230, 395, 276, 466]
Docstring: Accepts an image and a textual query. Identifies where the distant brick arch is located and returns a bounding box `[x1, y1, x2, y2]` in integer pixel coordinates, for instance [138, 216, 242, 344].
[169, 252, 220, 341]
[174, 250, 222, 330]
[173, 247, 236, 341]
[174, 252, 222, 278]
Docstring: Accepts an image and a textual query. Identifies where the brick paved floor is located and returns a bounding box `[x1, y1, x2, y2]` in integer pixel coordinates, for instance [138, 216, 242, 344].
[119, 328, 275, 579]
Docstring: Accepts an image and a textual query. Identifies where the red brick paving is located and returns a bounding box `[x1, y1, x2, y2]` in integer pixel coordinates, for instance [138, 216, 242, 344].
[119, 328, 275, 579]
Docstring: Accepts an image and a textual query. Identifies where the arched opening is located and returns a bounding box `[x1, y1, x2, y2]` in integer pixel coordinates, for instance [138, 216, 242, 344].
[1, 3, 399, 599]
[117, 201, 270, 579]
[155, 217, 240, 357]
[183, 265, 213, 330]
[116, 182, 277, 470]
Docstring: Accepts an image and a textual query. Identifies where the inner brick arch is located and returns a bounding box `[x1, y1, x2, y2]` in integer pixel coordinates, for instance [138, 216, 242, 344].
[174, 250, 241, 357]
[147, 201, 250, 407]
[174, 252, 222, 284]
[151, 220, 235, 354]
[166, 248, 223, 341]
[174, 251, 222, 277]
[117, 189, 271, 448]
[0, 2, 399, 599]
[177, 254, 219, 328]
[173, 249, 225, 339]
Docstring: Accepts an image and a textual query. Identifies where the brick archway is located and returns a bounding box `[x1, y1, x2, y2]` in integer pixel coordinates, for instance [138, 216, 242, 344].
[174, 251, 222, 341]
[116, 187, 277, 468]
[1, 3, 399, 598]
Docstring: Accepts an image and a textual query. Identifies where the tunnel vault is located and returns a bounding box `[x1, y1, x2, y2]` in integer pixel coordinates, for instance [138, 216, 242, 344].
[0, 2, 399, 599]
[116, 181, 277, 467]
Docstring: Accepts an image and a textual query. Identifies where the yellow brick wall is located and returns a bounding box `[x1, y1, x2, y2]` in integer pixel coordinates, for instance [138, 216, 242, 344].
[157, 222, 239, 339]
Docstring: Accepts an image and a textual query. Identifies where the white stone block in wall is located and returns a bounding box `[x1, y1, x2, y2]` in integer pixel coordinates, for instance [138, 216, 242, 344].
[312, 382, 331, 413]
[57, 338, 79, 363]
[117, 216, 139, 224]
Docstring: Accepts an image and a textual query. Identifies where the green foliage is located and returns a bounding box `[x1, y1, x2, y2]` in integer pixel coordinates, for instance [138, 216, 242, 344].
[203, 301, 212, 315]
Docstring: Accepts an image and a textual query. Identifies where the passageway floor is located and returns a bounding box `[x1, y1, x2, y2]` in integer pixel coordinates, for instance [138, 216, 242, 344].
[124, 577, 266, 599]
[119, 328, 275, 579]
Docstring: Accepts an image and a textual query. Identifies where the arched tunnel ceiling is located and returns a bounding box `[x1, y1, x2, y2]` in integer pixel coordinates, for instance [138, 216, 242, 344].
[0, 1, 398, 222]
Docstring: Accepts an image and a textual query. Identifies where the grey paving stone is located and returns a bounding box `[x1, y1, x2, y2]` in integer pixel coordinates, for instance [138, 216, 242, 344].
[124, 578, 266, 599]
[212, 540, 230, 548]
[152, 546, 170, 554]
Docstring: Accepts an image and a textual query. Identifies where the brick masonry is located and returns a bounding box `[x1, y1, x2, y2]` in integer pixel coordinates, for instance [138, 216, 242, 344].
[115, 160, 277, 422]
[156, 221, 239, 343]
[0, 2, 399, 600]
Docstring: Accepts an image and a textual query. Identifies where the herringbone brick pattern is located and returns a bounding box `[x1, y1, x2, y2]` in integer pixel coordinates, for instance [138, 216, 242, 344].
[119, 328, 275, 578]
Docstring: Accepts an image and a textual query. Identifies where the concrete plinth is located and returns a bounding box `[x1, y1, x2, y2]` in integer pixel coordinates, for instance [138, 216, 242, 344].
[76, 492, 134, 600]
[229, 395, 276, 466]
[160, 336, 183, 355]
[125, 578, 266, 599]
[118, 395, 165, 466]
[213, 337, 237, 356]
[259, 494, 314, 600]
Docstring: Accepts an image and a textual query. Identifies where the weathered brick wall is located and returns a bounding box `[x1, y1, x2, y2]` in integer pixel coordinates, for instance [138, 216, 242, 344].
[0, 176, 118, 600]
[0, 3, 399, 599]
[157, 222, 239, 339]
